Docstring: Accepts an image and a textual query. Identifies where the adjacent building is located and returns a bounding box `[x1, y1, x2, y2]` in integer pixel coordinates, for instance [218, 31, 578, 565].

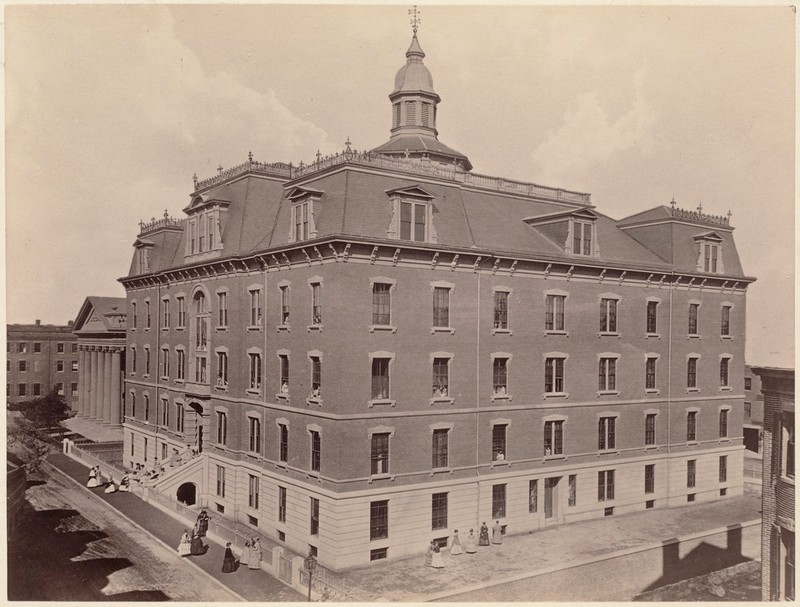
[120, 27, 754, 570]
[755, 366, 794, 601]
[743, 364, 764, 453]
[6, 320, 79, 408]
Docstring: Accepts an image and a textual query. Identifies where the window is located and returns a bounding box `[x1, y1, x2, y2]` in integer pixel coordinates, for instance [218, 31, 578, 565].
[405, 100, 417, 125]
[250, 289, 263, 327]
[144, 347, 151, 376]
[744, 402, 752, 418]
[598, 358, 617, 392]
[719, 409, 729, 438]
[544, 420, 564, 456]
[293, 201, 310, 241]
[370, 500, 388, 540]
[688, 303, 699, 334]
[161, 347, 170, 378]
[493, 291, 508, 330]
[645, 413, 656, 446]
[143, 437, 148, 461]
[72, 343, 77, 353]
[144, 394, 150, 422]
[176, 403, 185, 433]
[310, 430, 321, 472]
[217, 292, 228, 327]
[433, 287, 450, 328]
[431, 493, 448, 530]
[279, 354, 289, 394]
[782, 415, 795, 479]
[426, 357, 449, 399]
[280, 285, 290, 325]
[568, 475, 577, 507]
[545, 357, 565, 394]
[162, 299, 170, 329]
[529, 480, 538, 513]
[33, 383, 41, 397]
[57, 342, 65, 354]
[645, 464, 655, 494]
[216, 351, 228, 387]
[744, 377, 752, 391]
[145, 300, 151, 329]
[371, 358, 390, 400]
[129, 347, 137, 373]
[130, 393, 136, 418]
[249, 352, 262, 392]
[54, 382, 64, 396]
[646, 301, 658, 334]
[598, 470, 615, 501]
[492, 484, 506, 518]
[598, 417, 616, 450]
[34, 342, 41, 353]
[719, 455, 727, 483]
[492, 424, 507, 461]
[687, 411, 697, 442]
[432, 428, 449, 468]
[279, 423, 288, 463]
[56, 360, 63, 372]
[19, 360, 27, 372]
[372, 283, 391, 325]
[310, 356, 322, 398]
[176, 296, 186, 327]
[310, 497, 320, 535]
[371, 548, 388, 561]
[703, 243, 719, 273]
[17, 342, 28, 354]
[248, 417, 261, 453]
[721, 306, 731, 336]
[645, 357, 657, 390]
[393, 102, 401, 127]
[687, 358, 698, 389]
[176, 349, 185, 380]
[216, 465, 226, 498]
[249, 475, 260, 509]
[278, 487, 287, 523]
[546, 295, 566, 331]
[600, 298, 618, 333]
[371, 433, 390, 475]
[720, 358, 730, 387]
[71, 360, 78, 372]
[687, 460, 696, 488]
[18, 384, 26, 397]
[34, 360, 41, 372]
[161, 397, 169, 426]
[311, 283, 322, 325]
[786, 534, 796, 601]
[573, 221, 593, 255]
[492, 358, 508, 396]
[217, 411, 227, 445]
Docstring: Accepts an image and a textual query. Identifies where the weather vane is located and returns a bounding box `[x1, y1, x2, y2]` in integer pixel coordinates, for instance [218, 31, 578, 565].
[409, 6, 421, 34]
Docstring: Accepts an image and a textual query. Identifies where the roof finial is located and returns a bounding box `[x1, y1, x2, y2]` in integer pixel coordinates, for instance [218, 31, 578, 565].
[697, 202, 703, 214]
[409, 5, 420, 35]
[345, 137, 352, 153]
[670, 197, 676, 213]
[217, 164, 223, 174]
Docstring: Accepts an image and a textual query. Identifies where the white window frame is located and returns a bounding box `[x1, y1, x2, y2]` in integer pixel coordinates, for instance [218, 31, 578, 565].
[368, 351, 395, 407]
[598, 292, 620, 335]
[543, 352, 569, 398]
[597, 352, 620, 395]
[430, 281, 455, 334]
[430, 351, 454, 405]
[544, 289, 569, 334]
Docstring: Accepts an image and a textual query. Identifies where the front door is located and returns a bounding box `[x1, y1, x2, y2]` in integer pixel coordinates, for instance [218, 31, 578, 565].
[545, 477, 560, 520]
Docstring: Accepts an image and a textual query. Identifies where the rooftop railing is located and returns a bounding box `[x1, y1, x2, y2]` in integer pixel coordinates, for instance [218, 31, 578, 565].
[670, 200, 731, 226]
[138, 213, 185, 235]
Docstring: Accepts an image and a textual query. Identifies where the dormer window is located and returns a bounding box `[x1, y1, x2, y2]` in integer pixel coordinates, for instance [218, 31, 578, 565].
[693, 232, 725, 274]
[137, 249, 149, 274]
[703, 243, 718, 272]
[523, 208, 599, 258]
[183, 194, 228, 258]
[386, 186, 438, 244]
[287, 187, 322, 243]
[573, 221, 593, 256]
[132, 237, 154, 275]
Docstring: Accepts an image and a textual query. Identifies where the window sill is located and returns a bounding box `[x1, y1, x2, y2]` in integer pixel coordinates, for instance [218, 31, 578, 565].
[645, 445, 659, 450]
[307, 324, 323, 333]
[369, 325, 397, 334]
[430, 327, 455, 335]
[161, 327, 169, 332]
[214, 384, 229, 392]
[144, 328, 151, 332]
[306, 397, 323, 406]
[429, 397, 454, 405]
[160, 375, 169, 381]
[596, 390, 620, 397]
[543, 392, 569, 399]
[492, 328, 512, 336]
[597, 332, 620, 338]
[491, 459, 509, 467]
[597, 449, 619, 455]
[687, 334, 701, 339]
[368, 474, 393, 483]
[686, 440, 698, 446]
[543, 454, 566, 461]
[543, 330, 569, 336]
[718, 437, 731, 442]
[718, 386, 732, 392]
[246, 388, 262, 396]
[174, 379, 185, 385]
[176, 327, 185, 332]
[215, 326, 229, 332]
[686, 388, 700, 393]
[491, 394, 512, 402]
[368, 398, 396, 407]
[276, 324, 291, 333]
[720, 335, 733, 340]
[247, 325, 263, 332]
[430, 467, 453, 475]
[143, 374, 151, 379]
[275, 392, 289, 401]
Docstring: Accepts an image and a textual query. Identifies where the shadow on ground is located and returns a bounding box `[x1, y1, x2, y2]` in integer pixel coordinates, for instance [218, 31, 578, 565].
[8, 505, 169, 601]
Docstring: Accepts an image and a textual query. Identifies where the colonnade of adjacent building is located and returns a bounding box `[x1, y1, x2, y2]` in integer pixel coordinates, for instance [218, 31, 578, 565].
[76, 345, 123, 427]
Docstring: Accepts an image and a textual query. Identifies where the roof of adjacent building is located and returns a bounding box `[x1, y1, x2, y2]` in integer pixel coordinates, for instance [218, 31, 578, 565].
[73, 296, 127, 336]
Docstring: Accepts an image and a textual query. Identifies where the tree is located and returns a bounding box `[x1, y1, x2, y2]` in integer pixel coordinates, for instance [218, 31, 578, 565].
[18, 389, 71, 431]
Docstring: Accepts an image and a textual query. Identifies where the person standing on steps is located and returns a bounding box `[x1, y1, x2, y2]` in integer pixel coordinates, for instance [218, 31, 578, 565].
[479, 522, 490, 546]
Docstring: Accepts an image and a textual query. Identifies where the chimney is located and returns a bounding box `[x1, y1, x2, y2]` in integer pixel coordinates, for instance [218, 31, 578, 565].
[35, 319, 41, 326]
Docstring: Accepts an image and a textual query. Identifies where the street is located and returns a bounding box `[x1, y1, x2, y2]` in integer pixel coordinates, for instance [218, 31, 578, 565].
[8, 464, 240, 601]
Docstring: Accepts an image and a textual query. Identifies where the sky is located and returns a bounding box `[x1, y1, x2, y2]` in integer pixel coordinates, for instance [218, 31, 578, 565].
[5, 4, 795, 367]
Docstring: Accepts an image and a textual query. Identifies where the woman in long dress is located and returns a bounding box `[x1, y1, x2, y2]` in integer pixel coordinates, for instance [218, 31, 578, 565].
[492, 520, 504, 545]
[104, 475, 117, 494]
[197, 510, 210, 537]
[87, 467, 99, 488]
[118, 475, 130, 492]
[478, 522, 490, 546]
[450, 530, 463, 555]
[464, 529, 477, 554]
[431, 544, 445, 569]
[221, 542, 237, 573]
[424, 540, 434, 567]
[248, 537, 262, 570]
[240, 540, 250, 567]
[190, 524, 205, 555]
[177, 530, 192, 557]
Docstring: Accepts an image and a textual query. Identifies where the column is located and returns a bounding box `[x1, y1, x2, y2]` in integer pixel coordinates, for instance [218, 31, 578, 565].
[89, 347, 99, 419]
[77, 347, 86, 416]
[110, 348, 122, 427]
[102, 347, 113, 424]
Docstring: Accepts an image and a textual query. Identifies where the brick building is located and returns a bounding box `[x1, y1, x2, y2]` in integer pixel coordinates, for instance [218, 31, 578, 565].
[6, 320, 79, 408]
[755, 366, 794, 601]
[743, 364, 764, 453]
[120, 28, 754, 570]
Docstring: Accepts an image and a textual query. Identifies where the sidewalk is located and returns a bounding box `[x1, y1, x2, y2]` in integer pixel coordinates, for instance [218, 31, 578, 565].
[47, 453, 302, 602]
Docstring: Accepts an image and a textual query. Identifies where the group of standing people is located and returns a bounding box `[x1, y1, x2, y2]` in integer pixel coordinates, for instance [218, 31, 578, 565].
[424, 521, 505, 569]
[176, 510, 262, 575]
[178, 509, 211, 557]
[236, 537, 263, 573]
[86, 466, 126, 494]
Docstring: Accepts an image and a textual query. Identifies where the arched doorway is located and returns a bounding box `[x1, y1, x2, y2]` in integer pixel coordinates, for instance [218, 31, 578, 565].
[177, 482, 197, 506]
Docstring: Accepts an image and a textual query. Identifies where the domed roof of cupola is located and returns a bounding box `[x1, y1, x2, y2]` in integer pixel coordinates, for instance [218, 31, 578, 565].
[392, 34, 436, 96]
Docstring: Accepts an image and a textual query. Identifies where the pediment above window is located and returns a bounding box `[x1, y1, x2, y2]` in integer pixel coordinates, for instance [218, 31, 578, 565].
[183, 191, 232, 214]
[133, 237, 155, 249]
[523, 208, 600, 257]
[386, 185, 438, 243]
[692, 231, 724, 243]
[385, 185, 436, 201]
[287, 186, 324, 202]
